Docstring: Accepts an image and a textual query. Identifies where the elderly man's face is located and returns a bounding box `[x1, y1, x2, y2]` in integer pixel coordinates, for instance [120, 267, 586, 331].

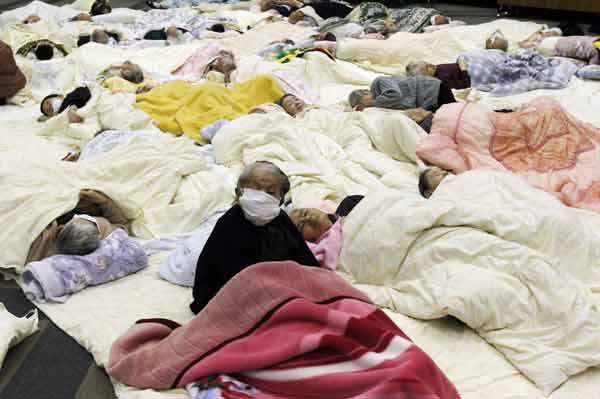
[433, 15, 449, 25]
[290, 208, 333, 242]
[243, 170, 282, 200]
[166, 26, 179, 39]
[282, 95, 306, 116]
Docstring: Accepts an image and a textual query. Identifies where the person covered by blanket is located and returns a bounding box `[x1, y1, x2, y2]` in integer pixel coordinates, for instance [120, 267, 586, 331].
[486, 29, 509, 52]
[39, 86, 92, 123]
[26, 189, 130, 263]
[98, 61, 146, 93]
[0, 40, 26, 106]
[406, 60, 471, 91]
[190, 161, 320, 314]
[17, 39, 68, 61]
[142, 25, 192, 45]
[70, 13, 93, 22]
[22, 14, 41, 24]
[78, 29, 121, 47]
[419, 166, 453, 198]
[276, 93, 306, 117]
[348, 74, 456, 132]
[290, 195, 364, 242]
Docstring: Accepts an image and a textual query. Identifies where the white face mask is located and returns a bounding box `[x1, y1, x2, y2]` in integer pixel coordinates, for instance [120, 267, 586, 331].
[50, 98, 63, 115]
[238, 188, 281, 226]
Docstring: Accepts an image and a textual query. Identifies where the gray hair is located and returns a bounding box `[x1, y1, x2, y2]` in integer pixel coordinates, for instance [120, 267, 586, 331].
[348, 89, 370, 108]
[406, 61, 428, 76]
[235, 161, 290, 200]
[56, 222, 101, 256]
[91, 29, 109, 44]
[121, 63, 144, 84]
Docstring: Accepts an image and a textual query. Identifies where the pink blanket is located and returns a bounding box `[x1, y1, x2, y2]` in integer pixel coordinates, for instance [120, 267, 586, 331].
[108, 261, 461, 399]
[416, 97, 600, 212]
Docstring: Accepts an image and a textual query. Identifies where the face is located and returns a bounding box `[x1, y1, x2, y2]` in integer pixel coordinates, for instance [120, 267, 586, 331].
[434, 15, 448, 25]
[72, 13, 92, 21]
[42, 96, 64, 116]
[240, 169, 282, 200]
[423, 167, 449, 198]
[24, 14, 41, 24]
[282, 95, 306, 116]
[355, 92, 374, 111]
[290, 208, 333, 242]
[166, 26, 179, 39]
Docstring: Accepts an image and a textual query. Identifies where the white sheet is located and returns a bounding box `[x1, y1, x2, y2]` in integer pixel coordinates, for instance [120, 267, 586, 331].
[0, 302, 38, 372]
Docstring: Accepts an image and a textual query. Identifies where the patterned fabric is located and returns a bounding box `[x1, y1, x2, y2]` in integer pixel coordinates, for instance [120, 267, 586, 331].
[462, 49, 577, 96]
[108, 262, 461, 399]
[371, 75, 441, 111]
[16, 39, 68, 57]
[554, 36, 599, 62]
[132, 9, 228, 39]
[391, 7, 438, 33]
[346, 2, 389, 24]
[186, 375, 260, 399]
[149, 0, 240, 10]
[22, 229, 148, 302]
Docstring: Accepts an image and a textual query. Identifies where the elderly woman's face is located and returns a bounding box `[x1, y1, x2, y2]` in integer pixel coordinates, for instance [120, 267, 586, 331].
[243, 170, 282, 200]
[290, 208, 333, 242]
[282, 95, 306, 116]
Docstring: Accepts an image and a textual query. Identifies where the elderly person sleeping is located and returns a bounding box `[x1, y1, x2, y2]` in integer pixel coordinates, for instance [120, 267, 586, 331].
[39, 86, 91, 122]
[289, 195, 364, 270]
[97, 61, 147, 93]
[26, 189, 129, 263]
[418, 166, 453, 199]
[190, 161, 319, 314]
[405, 60, 471, 91]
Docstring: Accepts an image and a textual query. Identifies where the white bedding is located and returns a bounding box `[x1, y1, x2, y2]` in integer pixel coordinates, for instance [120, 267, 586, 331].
[3, 2, 600, 398]
[0, 302, 38, 372]
[337, 19, 545, 75]
[341, 170, 600, 394]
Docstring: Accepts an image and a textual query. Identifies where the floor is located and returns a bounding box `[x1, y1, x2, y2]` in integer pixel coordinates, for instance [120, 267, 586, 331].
[0, 1, 598, 399]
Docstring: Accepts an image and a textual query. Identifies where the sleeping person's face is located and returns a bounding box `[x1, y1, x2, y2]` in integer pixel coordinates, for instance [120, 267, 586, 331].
[290, 208, 334, 242]
[423, 166, 449, 198]
[282, 95, 306, 116]
[42, 95, 64, 116]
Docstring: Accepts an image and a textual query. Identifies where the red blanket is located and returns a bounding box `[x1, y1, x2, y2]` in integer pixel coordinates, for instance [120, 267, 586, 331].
[108, 262, 461, 399]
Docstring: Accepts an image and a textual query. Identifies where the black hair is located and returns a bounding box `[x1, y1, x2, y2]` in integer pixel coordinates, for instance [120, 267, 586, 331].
[107, 31, 120, 42]
[323, 32, 337, 42]
[40, 94, 62, 116]
[35, 44, 54, 60]
[90, 0, 112, 16]
[557, 21, 584, 37]
[418, 170, 431, 197]
[77, 35, 91, 47]
[210, 24, 225, 33]
[275, 93, 296, 107]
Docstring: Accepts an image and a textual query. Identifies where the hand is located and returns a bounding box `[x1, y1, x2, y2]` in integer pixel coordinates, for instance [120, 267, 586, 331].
[67, 106, 84, 123]
[404, 108, 432, 123]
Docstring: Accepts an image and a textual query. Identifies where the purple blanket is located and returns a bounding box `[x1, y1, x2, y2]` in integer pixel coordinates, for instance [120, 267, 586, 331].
[462, 49, 577, 96]
[22, 229, 147, 302]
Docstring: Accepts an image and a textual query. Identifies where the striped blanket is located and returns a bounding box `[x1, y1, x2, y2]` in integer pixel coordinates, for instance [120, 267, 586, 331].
[107, 262, 461, 399]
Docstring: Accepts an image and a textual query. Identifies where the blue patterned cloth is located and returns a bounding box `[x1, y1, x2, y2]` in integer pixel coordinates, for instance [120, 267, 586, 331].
[22, 229, 148, 302]
[461, 49, 577, 97]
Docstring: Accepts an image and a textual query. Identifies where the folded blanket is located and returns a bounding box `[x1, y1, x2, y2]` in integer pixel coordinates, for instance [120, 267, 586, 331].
[462, 49, 577, 96]
[22, 229, 148, 302]
[108, 262, 460, 399]
[417, 97, 600, 213]
[135, 75, 284, 143]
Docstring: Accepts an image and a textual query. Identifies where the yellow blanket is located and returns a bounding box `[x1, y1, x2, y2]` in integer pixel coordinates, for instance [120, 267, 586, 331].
[135, 75, 284, 144]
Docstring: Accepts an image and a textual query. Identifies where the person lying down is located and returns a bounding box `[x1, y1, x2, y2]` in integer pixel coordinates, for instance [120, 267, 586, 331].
[22, 228, 148, 302]
[26, 189, 130, 263]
